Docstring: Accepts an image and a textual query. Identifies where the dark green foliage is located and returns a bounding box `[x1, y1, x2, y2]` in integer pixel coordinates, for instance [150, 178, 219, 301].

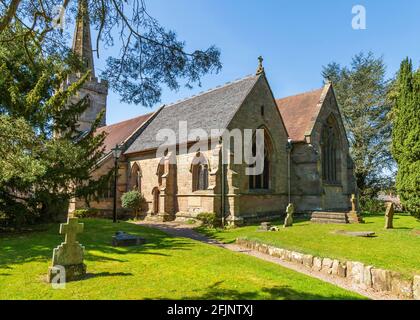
[121, 190, 146, 219]
[196, 212, 219, 228]
[359, 195, 385, 214]
[390, 59, 420, 218]
[322, 52, 393, 198]
[0, 23, 112, 228]
[73, 208, 101, 218]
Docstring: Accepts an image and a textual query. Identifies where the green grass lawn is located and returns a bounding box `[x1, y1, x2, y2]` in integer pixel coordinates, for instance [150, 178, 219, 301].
[0, 219, 364, 300]
[197, 214, 420, 278]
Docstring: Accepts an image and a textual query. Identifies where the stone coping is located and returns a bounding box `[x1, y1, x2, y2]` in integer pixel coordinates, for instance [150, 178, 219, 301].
[236, 238, 419, 300]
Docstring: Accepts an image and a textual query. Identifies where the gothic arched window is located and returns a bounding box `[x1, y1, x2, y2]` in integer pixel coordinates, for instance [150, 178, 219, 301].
[249, 129, 271, 190]
[157, 161, 165, 186]
[321, 116, 340, 183]
[130, 163, 141, 191]
[191, 153, 209, 191]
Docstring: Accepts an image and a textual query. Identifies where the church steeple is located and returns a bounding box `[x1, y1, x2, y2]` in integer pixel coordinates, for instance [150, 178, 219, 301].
[72, 0, 95, 78]
[67, 0, 108, 132]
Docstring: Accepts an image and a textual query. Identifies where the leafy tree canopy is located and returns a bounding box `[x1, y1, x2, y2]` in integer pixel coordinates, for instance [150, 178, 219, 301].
[0, 0, 222, 107]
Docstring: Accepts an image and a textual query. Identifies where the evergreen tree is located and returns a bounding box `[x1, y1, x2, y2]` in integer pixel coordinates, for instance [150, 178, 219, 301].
[0, 23, 111, 228]
[390, 59, 420, 218]
[322, 52, 393, 205]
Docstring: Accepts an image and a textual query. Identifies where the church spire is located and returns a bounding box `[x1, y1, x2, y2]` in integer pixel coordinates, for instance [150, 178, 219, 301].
[72, 0, 95, 78]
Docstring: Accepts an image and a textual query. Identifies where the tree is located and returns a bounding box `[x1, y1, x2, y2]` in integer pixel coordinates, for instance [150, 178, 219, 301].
[121, 190, 145, 220]
[0, 23, 111, 228]
[322, 52, 393, 205]
[390, 58, 420, 218]
[0, 0, 222, 106]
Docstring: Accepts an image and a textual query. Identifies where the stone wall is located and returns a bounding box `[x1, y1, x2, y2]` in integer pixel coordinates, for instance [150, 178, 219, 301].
[236, 238, 419, 300]
[226, 75, 289, 223]
[289, 86, 357, 212]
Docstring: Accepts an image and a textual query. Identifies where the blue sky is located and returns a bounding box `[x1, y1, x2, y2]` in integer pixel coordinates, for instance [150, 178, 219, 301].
[88, 0, 420, 125]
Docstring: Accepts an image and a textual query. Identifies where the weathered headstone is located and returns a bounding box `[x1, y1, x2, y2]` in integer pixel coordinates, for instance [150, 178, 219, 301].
[385, 202, 394, 229]
[47, 217, 86, 283]
[112, 231, 146, 246]
[259, 222, 271, 231]
[283, 203, 294, 228]
[348, 193, 364, 223]
[351, 194, 357, 212]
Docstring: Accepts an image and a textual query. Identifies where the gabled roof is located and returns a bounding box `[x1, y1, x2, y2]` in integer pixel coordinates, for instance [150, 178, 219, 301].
[276, 86, 327, 142]
[95, 113, 153, 154]
[125, 74, 260, 154]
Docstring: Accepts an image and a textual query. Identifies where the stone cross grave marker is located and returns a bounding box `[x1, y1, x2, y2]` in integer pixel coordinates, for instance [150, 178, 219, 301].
[47, 217, 86, 283]
[385, 202, 395, 229]
[284, 203, 294, 228]
[351, 194, 357, 212]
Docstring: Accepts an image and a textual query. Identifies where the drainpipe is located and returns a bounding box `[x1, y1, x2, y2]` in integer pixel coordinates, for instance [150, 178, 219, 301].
[220, 137, 225, 227]
[286, 138, 293, 204]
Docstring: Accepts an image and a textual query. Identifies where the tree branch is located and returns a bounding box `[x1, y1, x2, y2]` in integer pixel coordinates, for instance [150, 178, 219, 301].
[0, 0, 22, 33]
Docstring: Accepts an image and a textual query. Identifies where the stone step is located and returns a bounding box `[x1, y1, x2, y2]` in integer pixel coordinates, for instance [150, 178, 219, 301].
[311, 211, 349, 224]
[311, 213, 347, 219]
[310, 218, 348, 224]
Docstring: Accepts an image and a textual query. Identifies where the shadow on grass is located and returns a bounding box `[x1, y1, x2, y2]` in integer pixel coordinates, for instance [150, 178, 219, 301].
[83, 272, 133, 280]
[150, 281, 362, 300]
[0, 219, 194, 270]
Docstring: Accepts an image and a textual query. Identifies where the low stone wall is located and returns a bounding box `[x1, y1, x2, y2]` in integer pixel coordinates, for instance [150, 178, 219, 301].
[236, 238, 420, 300]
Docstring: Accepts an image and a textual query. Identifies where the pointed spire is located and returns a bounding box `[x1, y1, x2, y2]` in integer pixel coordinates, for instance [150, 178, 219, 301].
[256, 56, 265, 75]
[72, 0, 95, 78]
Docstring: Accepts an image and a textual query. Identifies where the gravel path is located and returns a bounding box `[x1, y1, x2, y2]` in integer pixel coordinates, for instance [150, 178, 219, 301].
[136, 221, 398, 300]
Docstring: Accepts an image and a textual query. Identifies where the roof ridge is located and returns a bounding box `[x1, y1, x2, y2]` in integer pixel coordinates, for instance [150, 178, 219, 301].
[163, 74, 257, 110]
[276, 86, 324, 101]
[99, 111, 155, 130]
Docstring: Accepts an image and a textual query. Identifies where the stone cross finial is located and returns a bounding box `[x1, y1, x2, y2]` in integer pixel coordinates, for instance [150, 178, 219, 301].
[60, 217, 84, 244]
[256, 56, 265, 75]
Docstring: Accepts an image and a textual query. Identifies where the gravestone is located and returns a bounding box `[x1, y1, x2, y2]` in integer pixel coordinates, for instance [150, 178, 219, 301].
[348, 194, 364, 223]
[47, 217, 86, 282]
[259, 222, 271, 231]
[112, 231, 146, 246]
[334, 230, 376, 237]
[385, 202, 394, 229]
[283, 203, 294, 228]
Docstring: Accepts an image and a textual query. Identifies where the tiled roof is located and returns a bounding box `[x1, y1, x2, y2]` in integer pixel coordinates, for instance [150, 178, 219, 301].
[125, 74, 260, 154]
[95, 113, 153, 154]
[276, 87, 325, 141]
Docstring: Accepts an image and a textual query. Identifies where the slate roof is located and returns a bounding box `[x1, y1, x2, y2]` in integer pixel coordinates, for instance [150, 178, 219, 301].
[276, 87, 325, 141]
[124, 74, 260, 154]
[95, 113, 153, 154]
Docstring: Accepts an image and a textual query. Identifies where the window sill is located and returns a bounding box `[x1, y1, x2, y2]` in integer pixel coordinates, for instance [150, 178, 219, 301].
[323, 182, 342, 187]
[192, 189, 212, 195]
[247, 189, 273, 194]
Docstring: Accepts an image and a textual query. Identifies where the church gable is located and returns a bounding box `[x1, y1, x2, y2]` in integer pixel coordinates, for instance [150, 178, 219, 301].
[309, 84, 349, 150]
[226, 74, 289, 194]
[124, 74, 260, 154]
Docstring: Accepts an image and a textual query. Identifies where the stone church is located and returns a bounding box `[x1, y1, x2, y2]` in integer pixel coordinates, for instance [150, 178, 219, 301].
[68, 2, 357, 225]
